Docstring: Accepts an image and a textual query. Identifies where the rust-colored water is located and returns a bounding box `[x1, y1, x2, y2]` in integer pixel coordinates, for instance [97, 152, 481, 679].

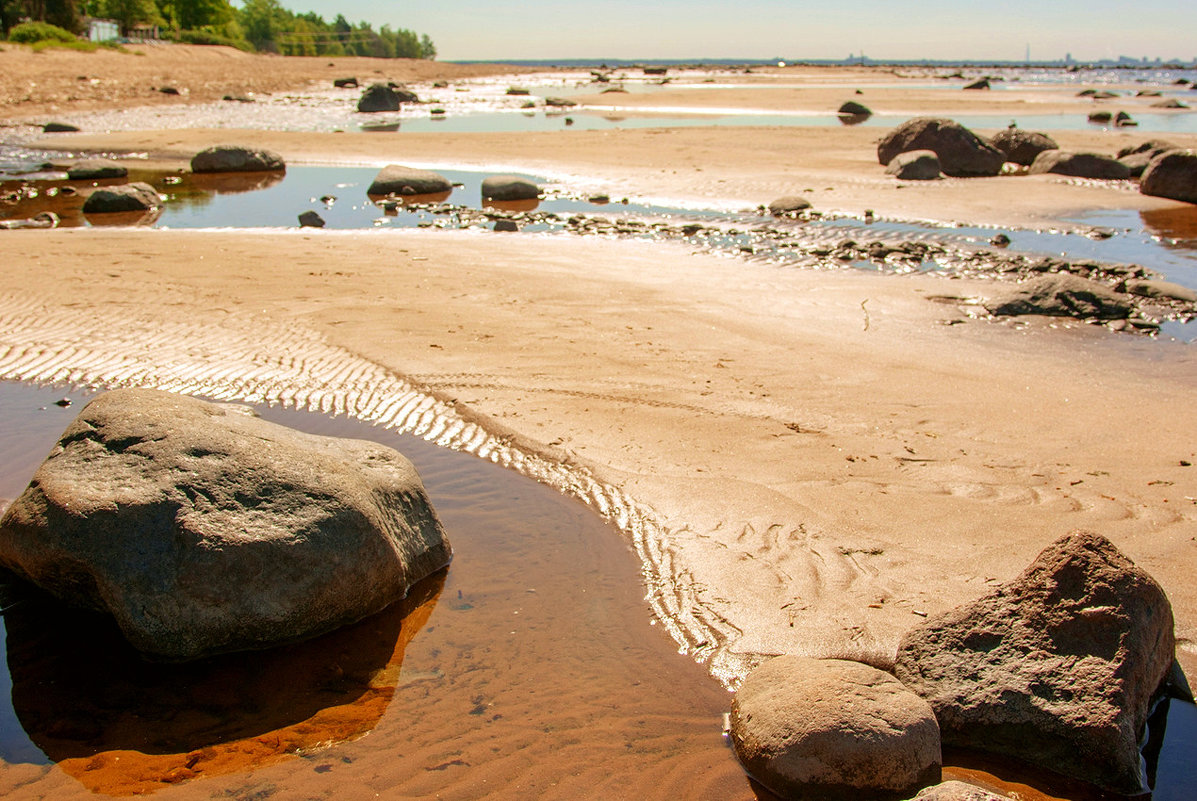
[0, 384, 760, 800]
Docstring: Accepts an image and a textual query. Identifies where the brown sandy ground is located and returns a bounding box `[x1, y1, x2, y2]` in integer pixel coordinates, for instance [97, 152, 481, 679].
[0, 228, 1193, 686]
[2, 50, 1195, 680]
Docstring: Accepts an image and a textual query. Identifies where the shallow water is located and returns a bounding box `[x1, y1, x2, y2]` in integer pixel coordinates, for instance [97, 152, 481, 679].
[0, 381, 756, 799]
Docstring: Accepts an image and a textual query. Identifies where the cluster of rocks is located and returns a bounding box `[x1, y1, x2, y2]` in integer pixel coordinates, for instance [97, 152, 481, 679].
[0, 389, 451, 661]
[876, 117, 1197, 205]
[729, 531, 1184, 800]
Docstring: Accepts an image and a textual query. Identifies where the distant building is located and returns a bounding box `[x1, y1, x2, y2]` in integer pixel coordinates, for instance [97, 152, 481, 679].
[87, 18, 119, 42]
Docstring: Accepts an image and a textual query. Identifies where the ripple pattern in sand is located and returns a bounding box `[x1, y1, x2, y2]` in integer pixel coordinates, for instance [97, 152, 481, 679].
[0, 291, 749, 686]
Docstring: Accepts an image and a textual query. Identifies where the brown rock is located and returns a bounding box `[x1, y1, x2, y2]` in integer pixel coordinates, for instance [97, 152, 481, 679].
[988, 129, 1058, 166]
[905, 781, 1006, 801]
[894, 531, 1175, 794]
[731, 656, 941, 801]
[886, 150, 942, 180]
[1028, 150, 1131, 180]
[877, 118, 1005, 177]
[1140, 149, 1197, 204]
[985, 274, 1132, 319]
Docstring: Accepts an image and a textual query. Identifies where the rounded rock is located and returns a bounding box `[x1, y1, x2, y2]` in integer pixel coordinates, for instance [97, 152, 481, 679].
[767, 196, 813, 216]
[81, 182, 162, 213]
[1141, 149, 1197, 204]
[481, 175, 541, 201]
[731, 656, 941, 801]
[191, 145, 285, 174]
[66, 159, 128, 180]
[367, 165, 452, 197]
[886, 150, 942, 180]
[877, 118, 1004, 177]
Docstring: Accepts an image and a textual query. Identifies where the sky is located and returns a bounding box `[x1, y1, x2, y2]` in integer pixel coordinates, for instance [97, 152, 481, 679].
[277, 0, 1197, 63]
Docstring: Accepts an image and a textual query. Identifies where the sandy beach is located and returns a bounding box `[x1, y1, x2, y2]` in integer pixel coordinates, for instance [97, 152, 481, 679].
[1, 43, 1196, 797]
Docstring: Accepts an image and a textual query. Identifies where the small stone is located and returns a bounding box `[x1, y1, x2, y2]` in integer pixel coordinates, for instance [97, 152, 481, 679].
[298, 210, 326, 228]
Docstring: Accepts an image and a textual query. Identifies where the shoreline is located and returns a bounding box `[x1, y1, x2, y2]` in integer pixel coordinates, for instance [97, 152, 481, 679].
[2, 47, 1195, 682]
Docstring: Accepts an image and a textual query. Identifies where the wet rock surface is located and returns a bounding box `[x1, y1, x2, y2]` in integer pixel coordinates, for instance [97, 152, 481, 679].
[730, 656, 941, 801]
[481, 175, 540, 201]
[903, 781, 1005, 801]
[985, 273, 1133, 319]
[66, 158, 127, 180]
[894, 531, 1176, 795]
[81, 182, 162, 213]
[368, 164, 452, 196]
[0, 388, 452, 661]
[877, 118, 1005, 177]
[191, 145, 285, 174]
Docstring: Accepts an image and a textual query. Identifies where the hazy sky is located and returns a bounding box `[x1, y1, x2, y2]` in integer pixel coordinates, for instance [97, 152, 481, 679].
[278, 0, 1196, 62]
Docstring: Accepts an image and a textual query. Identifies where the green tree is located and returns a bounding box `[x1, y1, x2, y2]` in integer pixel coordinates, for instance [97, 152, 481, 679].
[98, 0, 159, 33]
[237, 0, 282, 51]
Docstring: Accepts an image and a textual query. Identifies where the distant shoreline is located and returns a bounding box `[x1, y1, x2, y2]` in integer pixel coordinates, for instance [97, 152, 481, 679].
[448, 57, 1197, 70]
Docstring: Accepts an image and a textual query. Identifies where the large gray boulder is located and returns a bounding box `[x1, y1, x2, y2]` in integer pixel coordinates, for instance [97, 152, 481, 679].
[357, 82, 417, 112]
[0, 389, 451, 661]
[481, 175, 541, 201]
[894, 531, 1175, 795]
[66, 159, 128, 180]
[367, 164, 453, 196]
[877, 118, 1005, 177]
[886, 150, 942, 180]
[985, 274, 1132, 319]
[1028, 150, 1131, 180]
[988, 129, 1058, 166]
[731, 656, 941, 801]
[191, 145, 285, 173]
[1140, 149, 1197, 204]
[81, 182, 162, 213]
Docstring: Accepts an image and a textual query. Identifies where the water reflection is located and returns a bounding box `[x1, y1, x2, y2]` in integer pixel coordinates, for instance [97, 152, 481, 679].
[82, 207, 162, 227]
[838, 112, 871, 126]
[367, 190, 454, 206]
[485, 197, 540, 213]
[1141, 206, 1197, 244]
[1, 568, 443, 795]
[184, 170, 286, 196]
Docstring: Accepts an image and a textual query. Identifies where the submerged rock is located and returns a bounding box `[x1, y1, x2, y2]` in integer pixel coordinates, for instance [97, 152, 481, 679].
[731, 656, 941, 801]
[837, 100, 872, 116]
[357, 82, 417, 112]
[985, 274, 1132, 319]
[988, 129, 1058, 166]
[0, 211, 59, 230]
[904, 781, 1006, 801]
[81, 182, 162, 213]
[191, 145, 285, 174]
[894, 531, 1175, 795]
[367, 165, 452, 196]
[0, 389, 452, 661]
[877, 118, 1005, 177]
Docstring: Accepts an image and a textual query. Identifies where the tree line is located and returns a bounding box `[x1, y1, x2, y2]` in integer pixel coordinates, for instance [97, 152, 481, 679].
[0, 0, 437, 59]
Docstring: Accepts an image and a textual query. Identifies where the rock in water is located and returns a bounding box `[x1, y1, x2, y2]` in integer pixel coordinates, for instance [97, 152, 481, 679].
[837, 100, 872, 116]
[66, 159, 128, 180]
[298, 210, 326, 228]
[357, 83, 417, 112]
[81, 182, 162, 213]
[0, 389, 451, 661]
[481, 175, 541, 201]
[907, 782, 1006, 801]
[988, 129, 1058, 166]
[1141, 149, 1197, 204]
[894, 531, 1175, 795]
[730, 656, 941, 801]
[367, 165, 452, 196]
[876, 118, 1005, 177]
[191, 145, 285, 173]
[767, 195, 813, 216]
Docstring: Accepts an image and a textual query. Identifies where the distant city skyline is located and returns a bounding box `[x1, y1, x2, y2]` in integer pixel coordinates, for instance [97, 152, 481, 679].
[272, 1, 1196, 63]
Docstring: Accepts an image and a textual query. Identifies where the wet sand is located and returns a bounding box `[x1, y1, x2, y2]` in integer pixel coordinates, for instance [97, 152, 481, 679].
[1, 46, 1196, 795]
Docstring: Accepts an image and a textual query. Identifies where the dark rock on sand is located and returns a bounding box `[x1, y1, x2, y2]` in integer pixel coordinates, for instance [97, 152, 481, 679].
[1117, 139, 1179, 177]
[1115, 110, 1137, 127]
[298, 210, 325, 228]
[643, 66, 668, 75]
[357, 83, 417, 112]
[885, 150, 942, 180]
[894, 531, 1175, 794]
[81, 182, 162, 213]
[962, 78, 990, 90]
[0, 389, 451, 661]
[838, 100, 872, 116]
[66, 158, 127, 180]
[493, 219, 519, 232]
[506, 87, 530, 96]
[1151, 98, 1189, 109]
[334, 77, 359, 88]
[877, 118, 1005, 177]
[985, 274, 1132, 319]
[1122, 279, 1197, 303]
[988, 129, 1058, 166]
[544, 97, 577, 107]
[731, 656, 941, 801]
[191, 145, 285, 174]
[481, 175, 540, 201]
[1140, 149, 1197, 204]
[904, 781, 1006, 801]
[1028, 150, 1131, 180]
[157, 86, 181, 95]
[767, 196, 813, 216]
[368, 164, 452, 196]
[42, 121, 79, 133]
[1087, 110, 1113, 123]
